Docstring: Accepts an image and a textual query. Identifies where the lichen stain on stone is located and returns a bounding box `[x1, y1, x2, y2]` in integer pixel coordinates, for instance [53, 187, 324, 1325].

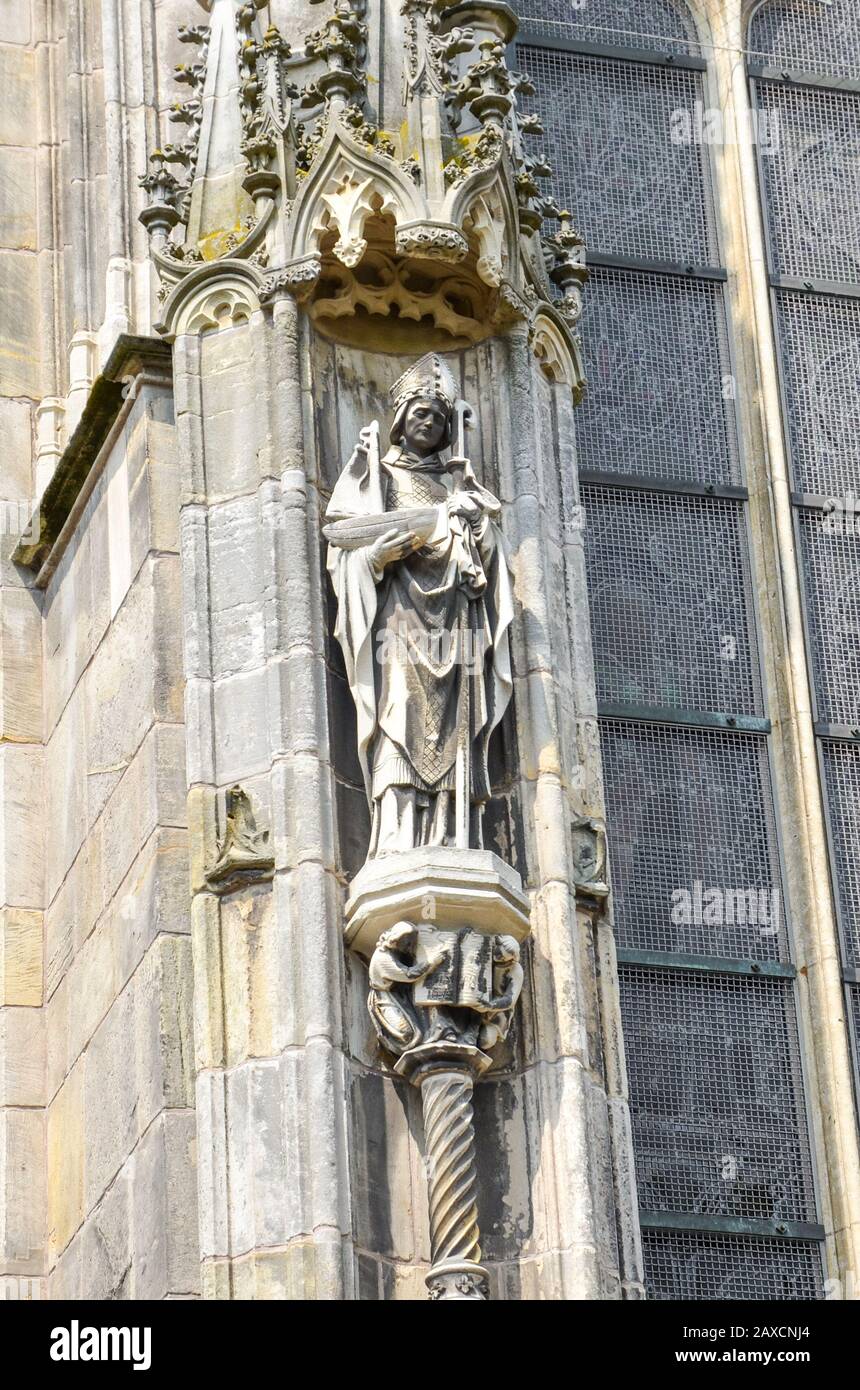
[199, 224, 244, 261]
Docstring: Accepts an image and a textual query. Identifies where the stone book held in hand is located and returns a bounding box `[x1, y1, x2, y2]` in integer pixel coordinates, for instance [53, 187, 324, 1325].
[323, 505, 448, 550]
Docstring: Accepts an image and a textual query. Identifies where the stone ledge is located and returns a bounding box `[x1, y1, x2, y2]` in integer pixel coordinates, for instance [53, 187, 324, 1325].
[13, 335, 173, 583]
[345, 846, 531, 958]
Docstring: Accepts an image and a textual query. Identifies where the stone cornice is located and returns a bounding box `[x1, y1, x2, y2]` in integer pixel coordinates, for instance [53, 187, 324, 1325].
[13, 335, 173, 586]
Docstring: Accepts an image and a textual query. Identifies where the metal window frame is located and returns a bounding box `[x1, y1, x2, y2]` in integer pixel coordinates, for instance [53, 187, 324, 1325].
[586, 250, 727, 280]
[604, 718, 797, 974]
[771, 274, 860, 301]
[639, 1210, 825, 1242]
[575, 266, 745, 490]
[747, 62, 860, 97]
[848, 980, 860, 1120]
[618, 956, 822, 1230]
[597, 703, 769, 733]
[517, 33, 721, 267]
[749, 74, 788, 291]
[815, 737, 860, 978]
[616, 946, 794, 979]
[515, 31, 828, 1279]
[517, 31, 706, 72]
[766, 282, 850, 728]
[583, 479, 769, 719]
[789, 502, 846, 731]
[580, 469, 747, 500]
[751, 72, 860, 289]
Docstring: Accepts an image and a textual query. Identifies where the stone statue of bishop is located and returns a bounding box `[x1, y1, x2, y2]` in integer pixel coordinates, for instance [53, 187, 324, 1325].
[325, 353, 514, 857]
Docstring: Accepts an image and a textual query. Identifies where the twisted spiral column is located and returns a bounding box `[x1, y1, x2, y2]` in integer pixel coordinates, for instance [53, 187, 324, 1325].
[420, 1067, 488, 1300]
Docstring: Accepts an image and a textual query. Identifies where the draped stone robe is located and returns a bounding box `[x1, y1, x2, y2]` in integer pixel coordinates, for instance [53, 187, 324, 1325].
[326, 439, 514, 856]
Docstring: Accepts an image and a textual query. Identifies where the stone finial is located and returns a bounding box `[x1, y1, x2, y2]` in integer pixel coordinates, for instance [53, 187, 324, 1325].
[546, 209, 588, 327]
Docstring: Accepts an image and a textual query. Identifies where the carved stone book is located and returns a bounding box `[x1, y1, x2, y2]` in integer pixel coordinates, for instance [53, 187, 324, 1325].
[414, 928, 494, 1011]
[323, 505, 448, 550]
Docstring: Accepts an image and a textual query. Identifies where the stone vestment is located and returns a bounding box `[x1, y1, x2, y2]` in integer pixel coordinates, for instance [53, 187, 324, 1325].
[326, 439, 514, 853]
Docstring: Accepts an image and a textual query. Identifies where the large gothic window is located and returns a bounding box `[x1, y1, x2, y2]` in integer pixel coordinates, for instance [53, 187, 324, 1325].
[519, 0, 824, 1298]
[749, 0, 860, 1139]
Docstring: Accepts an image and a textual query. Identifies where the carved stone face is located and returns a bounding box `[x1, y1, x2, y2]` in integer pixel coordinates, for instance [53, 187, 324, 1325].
[383, 921, 417, 953]
[402, 396, 449, 456]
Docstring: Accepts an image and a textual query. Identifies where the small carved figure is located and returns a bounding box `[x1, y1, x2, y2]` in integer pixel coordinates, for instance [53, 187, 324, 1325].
[478, 935, 524, 1051]
[367, 921, 444, 1054]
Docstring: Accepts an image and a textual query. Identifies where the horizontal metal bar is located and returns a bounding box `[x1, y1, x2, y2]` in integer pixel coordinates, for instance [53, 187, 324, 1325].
[579, 468, 747, 500]
[617, 947, 795, 980]
[814, 723, 860, 742]
[772, 274, 860, 302]
[639, 1210, 825, 1242]
[750, 63, 860, 97]
[517, 32, 707, 71]
[587, 250, 727, 281]
[791, 491, 845, 511]
[598, 705, 771, 734]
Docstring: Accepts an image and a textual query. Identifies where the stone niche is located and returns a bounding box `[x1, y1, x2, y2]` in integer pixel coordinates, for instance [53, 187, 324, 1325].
[310, 318, 597, 1298]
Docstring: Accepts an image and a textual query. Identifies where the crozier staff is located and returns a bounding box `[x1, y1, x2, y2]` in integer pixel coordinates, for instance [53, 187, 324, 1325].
[325, 353, 514, 857]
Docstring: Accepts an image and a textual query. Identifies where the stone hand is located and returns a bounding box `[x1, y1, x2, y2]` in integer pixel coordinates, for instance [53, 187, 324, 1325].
[369, 526, 419, 570]
[447, 491, 484, 523]
[356, 423, 377, 459]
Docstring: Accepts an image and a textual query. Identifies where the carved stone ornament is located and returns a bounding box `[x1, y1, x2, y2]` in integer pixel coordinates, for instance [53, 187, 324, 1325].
[367, 920, 523, 1300]
[141, 0, 586, 388]
[206, 784, 275, 893]
[571, 815, 609, 900]
[367, 922, 523, 1059]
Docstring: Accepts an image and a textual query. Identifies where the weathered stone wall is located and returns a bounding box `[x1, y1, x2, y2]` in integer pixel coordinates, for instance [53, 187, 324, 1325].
[41, 379, 199, 1299]
[174, 299, 356, 1299]
[0, 0, 49, 1300]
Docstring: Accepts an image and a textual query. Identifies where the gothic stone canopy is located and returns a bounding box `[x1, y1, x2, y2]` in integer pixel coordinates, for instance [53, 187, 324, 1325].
[139, 0, 586, 387]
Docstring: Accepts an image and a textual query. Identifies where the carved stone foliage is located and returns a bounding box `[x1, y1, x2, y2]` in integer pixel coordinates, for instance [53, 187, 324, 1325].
[306, 240, 517, 351]
[140, 0, 586, 387]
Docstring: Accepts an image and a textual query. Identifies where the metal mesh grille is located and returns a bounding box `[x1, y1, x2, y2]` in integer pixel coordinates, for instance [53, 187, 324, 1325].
[775, 288, 860, 497]
[643, 1229, 824, 1300]
[851, 984, 860, 1072]
[601, 721, 788, 960]
[796, 508, 860, 725]
[620, 967, 818, 1222]
[521, 46, 718, 264]
[518, 0, 700, 54]
[749, 0, 860, 80]
[575, 268, 741, 485]
[754, 80, 860, 284]
[820, 741, 860, 968]
[582, 486, 763, 714]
